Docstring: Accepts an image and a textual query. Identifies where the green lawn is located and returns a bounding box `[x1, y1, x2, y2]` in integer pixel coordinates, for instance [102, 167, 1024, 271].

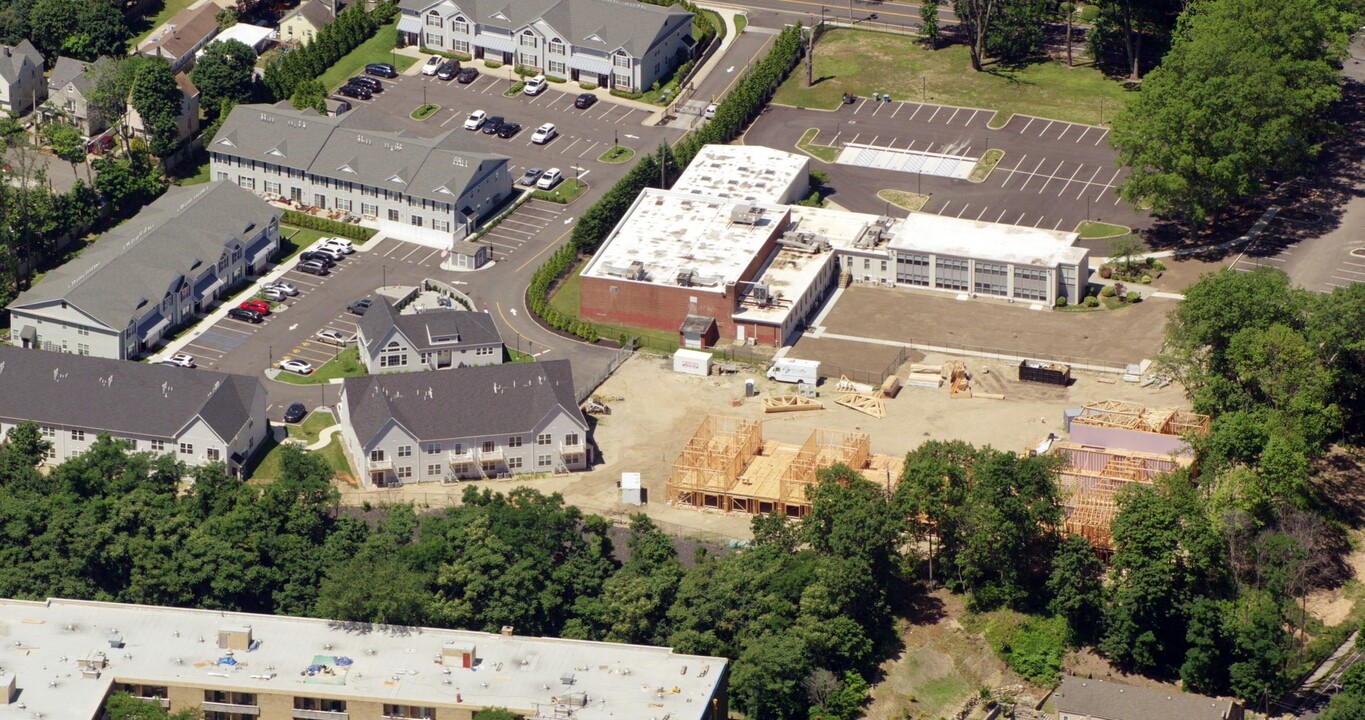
[320, 22, 417, 92]
[877, 189, 930, 212]
[173, 151, 212, 186]
[248, 433, 352, 481]
[598, 146, 635, 164]
[773, 29, 1132, 126]
[547, 258, 681, 350]
[796, 128, 839, 163]
[129, 0, 197, 46]
[532, 178, 587, 203]
[410, 104, 441, 120]
[507, 348, 536, 363]
[698, 9, 727, 42]
[968, 149, 1006, 183]
[279, 226, 328, 264]
[1076, 220, 1132, 239]
[734, 13, 748, 35]
[290, 409, 337, 446]
[274, 346, 365, 385]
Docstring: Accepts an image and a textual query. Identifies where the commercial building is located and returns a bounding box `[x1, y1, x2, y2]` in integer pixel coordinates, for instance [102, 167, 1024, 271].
[579, 145, 1089, 348]
[356, 298, 504, 372]
[211, 102, 513, 248]
[136, 3, 222, 71]
[338, 360, 589, 486]
[0, 346, 268, 475]
[0, 596, 729, 720]
[0, 41, 44, 115]
[1054, 675, 1243, 720]
[396, 0, 694, 92]
[8, 181, 280, 360]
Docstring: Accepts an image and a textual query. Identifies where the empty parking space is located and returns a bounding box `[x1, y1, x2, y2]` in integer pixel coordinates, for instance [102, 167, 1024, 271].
[478, 199, 564, 262]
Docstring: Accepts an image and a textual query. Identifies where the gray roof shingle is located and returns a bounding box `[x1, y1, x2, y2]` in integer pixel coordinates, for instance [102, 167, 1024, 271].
[0, 346, 263, 442]
[397, 0, 690, 56]
[358, 299, 502, 354]
[1054, 676, 1239, 720]
[283, 0, 336, 30]
[0, 40, 42, 84]
[342, 360, 585, 446]
[140, 3, 220, 62]
[10, 181, 279, 331]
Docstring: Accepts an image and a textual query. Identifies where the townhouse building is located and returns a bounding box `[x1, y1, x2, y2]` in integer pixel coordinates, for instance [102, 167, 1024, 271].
[356, 298, 504, 372]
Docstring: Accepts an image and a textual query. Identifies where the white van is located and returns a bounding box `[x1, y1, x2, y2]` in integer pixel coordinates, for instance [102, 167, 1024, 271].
[767, 358, 820, 384]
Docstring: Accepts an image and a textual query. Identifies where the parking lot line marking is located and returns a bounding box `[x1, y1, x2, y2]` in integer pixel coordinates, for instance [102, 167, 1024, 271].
[928, 106, 942, 123]
[399, 246, 423, 262]
[848, 133, 860, 146]
[479, 78, 498, 94]
[956, 204, 969, 218]
[999, 153, 1027, 188]
[965, 109, 980, 125]
[597, 105, 618, 121]
[1075, 168, 1102, 199]
[417, 249, 440, 264]
[976, 206, 988, 221]
[871, 101, 885, 116]
[1053, 218, 1065, 230]
[1016, 212, 1027, 224]
[853, 98, 867, 114]
[502, 217, 544, 229]
[1093, 129, 1109, 146]
[1033, 215, 1045, 228]
[1039, 121, 1054, 137]
[440, 113, 458, 127]
[1021, 117, 1035, 134]
[615, 108, 639, 124]
[1342, 261, 1365, 269]
[578, 142, 600, 158]
[1018, 158, 1045, 191]
[1074, 127, 1090, 144]
[996, 209, 1008, 223]
[1326, 282, 1351, 288]
[1056, 165, 1084, 197]
[382, 243, 405, 258]
[1335, 267, 1365, 276]
[561, 137, 582, 154]
[909, 104, 924, 121]
[868, 135, 879, 146]
[947, 108, 961, 124]
[938, 200, 951, 215]
[891, 103, 904, 119]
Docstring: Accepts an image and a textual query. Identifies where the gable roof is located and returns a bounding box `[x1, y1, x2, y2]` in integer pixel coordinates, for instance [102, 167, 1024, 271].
[283, 0, 337, 30]
[48, 56, 112, 98]
[11, 181, 278, 330]
[0, 40, 42, 84]
[140, 3, 220, 62]
[342, 360, 585, 446]
[398, 0, 691, 56]
[213, 102, 507, 204]
[0, 346, 263, 441]
[1054, 676, 1239, 720]
[359, 299, 502, 354]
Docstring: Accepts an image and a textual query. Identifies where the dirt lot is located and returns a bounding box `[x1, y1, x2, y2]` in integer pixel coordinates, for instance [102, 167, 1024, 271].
[341, 349, 1189, 542]
[809, 285, 1174, 370]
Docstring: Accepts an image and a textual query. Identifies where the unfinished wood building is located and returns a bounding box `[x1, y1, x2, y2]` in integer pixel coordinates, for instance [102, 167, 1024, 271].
[1070, 400, 1211, 457]
[667, 415, 901, 517]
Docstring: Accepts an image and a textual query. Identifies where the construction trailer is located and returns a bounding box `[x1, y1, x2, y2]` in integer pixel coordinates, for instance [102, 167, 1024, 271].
[666, 415, 900, 517]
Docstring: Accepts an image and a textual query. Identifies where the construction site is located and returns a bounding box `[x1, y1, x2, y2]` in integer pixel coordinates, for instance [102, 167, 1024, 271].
[1049, 400, 1211, 550]
[665, 415, 904, 516]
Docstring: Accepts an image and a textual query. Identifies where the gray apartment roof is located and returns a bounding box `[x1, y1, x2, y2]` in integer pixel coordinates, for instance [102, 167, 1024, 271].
[359, 299, 502, 354]
[343, 359, 586, 446]
[398, 0, 691, 56]
[1054, 676, 1238, 720]
[213, 103, 507, 204]
[11, 181, 279, 331]
[0, 346, 262, 442]
[0, 40, 42, 84]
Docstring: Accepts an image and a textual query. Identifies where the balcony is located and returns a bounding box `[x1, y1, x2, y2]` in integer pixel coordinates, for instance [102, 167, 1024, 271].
[201, 702, 260, 716]
[477, 447, 504, 463]
[293, 710, 349, 720]
[368, 458, 393, 471]
[448, 447, 474, 464]
[560, 440, 584, 455]
[134, 697, 170, 710]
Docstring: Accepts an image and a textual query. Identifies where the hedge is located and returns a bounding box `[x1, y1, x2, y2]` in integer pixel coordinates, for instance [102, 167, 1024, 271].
[282, 211, 378, 241]
[524, 24, 805, 344]
[263, 3, 393, 101]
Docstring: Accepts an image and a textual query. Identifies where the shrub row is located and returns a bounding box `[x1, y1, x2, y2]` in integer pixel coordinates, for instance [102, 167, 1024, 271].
[282, 211, 378, 241]
[526, 244, 599, 342]
[639, 0, 717, 39]
[420, 46, 472, 62]
[263, 3, 392, 101]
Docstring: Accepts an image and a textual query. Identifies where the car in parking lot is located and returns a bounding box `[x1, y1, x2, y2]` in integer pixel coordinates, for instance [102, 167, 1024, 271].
[523, 74, 547, 96]
[228, 307, 264, 323]
[310, 246, 345, 262]
[574, 92, 597, 109]
[299, 251, 338, 267]
[283, 402, 308, 424]
[536, 168, 563, 190]
[239, 300, 271, 315]
[464, 109, 487, 130]
[481, 116, 505, 135]
[349, 76, 383, 93]
[261, 287, 288, 302]
[365, 62, 398, 78]
[338, 83, 372, 100]
[168, 353, 196, 368]
[296, 260, 330, 276]
[265, 281, 299, 296]
[279, 358, 314, 375]
[316, 329, 352, 346]
[436, 60, 459, 80]
[704, 103, 718, 120]
[518, 167, 544, 186]
[421, 55, 442, 75]
[496, 122, 522, 139]
[318, 237, 354, 254]
[531, 123, 557, 144]
[348, 298, 373, 315]
[457, 66, 479, 83]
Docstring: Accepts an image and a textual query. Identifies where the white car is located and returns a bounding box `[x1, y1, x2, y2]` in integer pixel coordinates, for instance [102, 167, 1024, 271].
[265, 281, 299, 296]
[318, 237, 355, 254]
[530, 122, 557, 144]
[279, 358, 314, 375]
[168, 353, 196, 368]
[464, 110, 487, 130]
[523, 74, 547, 96]
[316, 329, 351, 346]
[536, 168, 563, 190]
[421, 55, 442, 76]
[704, 103, 717, 120]
[261, 287, 288, 303]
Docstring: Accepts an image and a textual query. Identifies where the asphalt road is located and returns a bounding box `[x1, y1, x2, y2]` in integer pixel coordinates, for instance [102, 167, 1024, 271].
[728, 0, 956, 31]
[745, 103, 1150, 245]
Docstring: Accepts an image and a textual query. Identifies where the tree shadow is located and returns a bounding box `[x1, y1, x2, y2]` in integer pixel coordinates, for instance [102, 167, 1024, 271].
[810, 75, 838, 86]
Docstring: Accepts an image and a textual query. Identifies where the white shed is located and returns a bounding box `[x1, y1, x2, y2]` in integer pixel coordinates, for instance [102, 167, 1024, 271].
[202, 24, 275, 56]
[672, 349, 712, 376]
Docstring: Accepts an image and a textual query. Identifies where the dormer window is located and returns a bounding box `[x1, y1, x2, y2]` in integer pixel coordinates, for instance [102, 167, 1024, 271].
[425, 10, 442, 27]
[519, 30, 537, 48]
[549, 38, 565, 54]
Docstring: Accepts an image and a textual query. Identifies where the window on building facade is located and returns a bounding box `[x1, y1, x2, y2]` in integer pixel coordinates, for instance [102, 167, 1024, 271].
[1013, 267, 1049, 301]
[432, 219, 451, 232]
[426, 33, 443, 46]
[216, 171, 228, 181]
[518, 52, 536, 67]
[264, 181, 280, 195]
[613, 52, 630, 68]
[508, 457, 523, 469]
[537, 455, 552, 467]
[427, 464, 442, 476]
[548, 60, 565, 75]
[411, 215, 424, 227]
[565, 433, 580, 447]
[520, 32, 537, 47]
[453, 18, 469, 34]
[388, 208, 400, 222]
[71, 429, 85, 441]
[237, 176, 255, 190]
[934, 258, 969, 291]
[508, 436, 522, 447]
[336, 198, 352, 211]
[206, 448, 220, 461]
[397, 466, 413, 479]
[314, 193, 326, 208]
[425, 11, 442, 26]
[549, 39, 564, 54]
[370, 449, 385, 461]
[361, 203, 379, 217]
[77, 343, 89, 355]
[379, 352, 406, 368]
[425, 442, 441, 454]
[150, 440, 165, 452]
[397, 445, 412, 458]
[537, 433, 551, 445]
[179, 442, 193, 455]
[476, 346, 495, 356]
[973, 262, 1008, 296]
[481, 440, 495, 452]
[40, 426, 54, 437]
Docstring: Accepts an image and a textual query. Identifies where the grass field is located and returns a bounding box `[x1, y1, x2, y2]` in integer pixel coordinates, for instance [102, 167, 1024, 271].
[773, 29, 1132, 126]
[532, 178, 587, 203]
[274, 346, 365, 385]
[279, 226, 327, 264]
[548, 259, 682, 349]
[1075, 220, 1132, 239]
[598, 146, 635, 164]
[734, 13, 748, 35]
[877, 189, 931, 212]
[173, 151, 212, 186]
[410, 104, 441, 120]
[290, 410, 337, 446]
[321, 22, 417, 92]
[248, 434, 352, 481]
[796, 128, 839, 163]
[969, 149, 1006, 183]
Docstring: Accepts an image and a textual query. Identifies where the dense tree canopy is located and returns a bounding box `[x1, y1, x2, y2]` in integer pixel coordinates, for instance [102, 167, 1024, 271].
[190, 39, 257, 113]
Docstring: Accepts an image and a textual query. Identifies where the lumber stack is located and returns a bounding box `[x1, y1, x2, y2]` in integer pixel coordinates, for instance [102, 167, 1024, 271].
[906, 364, 944, 389]
[763, 395, 824, 413]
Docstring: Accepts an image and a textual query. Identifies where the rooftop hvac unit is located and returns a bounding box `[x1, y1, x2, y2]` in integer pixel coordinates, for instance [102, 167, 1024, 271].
[730, 204, 763, 225]
[751, 283, 771, 305]
[778, 232, 829, 254]
[690, 272, 723, 287]
[676, 269, 694, 287]
[601, 261, 647, 281]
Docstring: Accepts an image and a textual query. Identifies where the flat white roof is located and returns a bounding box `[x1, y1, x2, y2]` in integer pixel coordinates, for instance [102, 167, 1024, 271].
[888, 212, 1087, 267]
[0, 598, 726, 720]
[206, 23, 273, 52]
[581, 189, 787, 293]
[671, 145, 809, 204]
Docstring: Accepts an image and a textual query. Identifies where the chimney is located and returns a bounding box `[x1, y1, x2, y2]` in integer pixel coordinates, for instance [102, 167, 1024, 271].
[0, 672, 14, 704]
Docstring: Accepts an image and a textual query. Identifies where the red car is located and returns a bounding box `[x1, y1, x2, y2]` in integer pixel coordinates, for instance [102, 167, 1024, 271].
[239, 300, 271, 315]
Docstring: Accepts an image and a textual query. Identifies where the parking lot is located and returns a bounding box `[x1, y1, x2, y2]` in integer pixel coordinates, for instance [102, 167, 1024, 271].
[474, 199, 565, 262]
[747, 103, 1149, 244]
[1226, 212, 1365, 293]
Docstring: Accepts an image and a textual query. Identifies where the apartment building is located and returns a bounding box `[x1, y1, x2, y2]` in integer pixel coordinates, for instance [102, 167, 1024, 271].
[356, 299, 503, 372]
